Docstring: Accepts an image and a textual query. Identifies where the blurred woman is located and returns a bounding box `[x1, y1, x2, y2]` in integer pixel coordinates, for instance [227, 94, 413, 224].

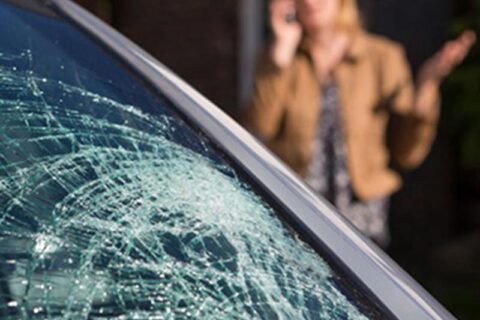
[241, 0, 475, 246]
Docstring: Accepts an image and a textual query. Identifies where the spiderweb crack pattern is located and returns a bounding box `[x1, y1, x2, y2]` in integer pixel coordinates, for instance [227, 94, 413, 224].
[0, 52, 369, 319]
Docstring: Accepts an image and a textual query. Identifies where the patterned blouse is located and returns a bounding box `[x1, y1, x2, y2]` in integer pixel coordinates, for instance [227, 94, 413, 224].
[305, 83, 390, 246]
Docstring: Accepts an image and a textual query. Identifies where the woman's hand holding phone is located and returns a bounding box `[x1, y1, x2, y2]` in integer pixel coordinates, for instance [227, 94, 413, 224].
[269, 0, 303, 69]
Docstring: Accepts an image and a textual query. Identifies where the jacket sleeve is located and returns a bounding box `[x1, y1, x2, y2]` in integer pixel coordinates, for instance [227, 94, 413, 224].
[240, 49, 291, 142]
[385, 44, 440, 170]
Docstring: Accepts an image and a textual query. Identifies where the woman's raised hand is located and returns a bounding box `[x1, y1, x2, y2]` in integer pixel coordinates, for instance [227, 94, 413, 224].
[269, 0, 303, 68]
[418, 30, 477, 85]
[415, 30, 476, 117]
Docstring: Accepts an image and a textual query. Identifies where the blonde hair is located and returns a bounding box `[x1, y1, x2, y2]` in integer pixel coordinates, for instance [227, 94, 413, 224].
[337, 0, 362, 32]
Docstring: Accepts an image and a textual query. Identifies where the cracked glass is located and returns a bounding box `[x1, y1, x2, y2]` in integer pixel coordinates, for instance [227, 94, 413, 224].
[0, 1, 390, 319]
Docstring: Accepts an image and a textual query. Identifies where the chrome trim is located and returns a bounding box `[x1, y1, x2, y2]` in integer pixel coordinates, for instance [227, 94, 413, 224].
[47, 1, 455, 319]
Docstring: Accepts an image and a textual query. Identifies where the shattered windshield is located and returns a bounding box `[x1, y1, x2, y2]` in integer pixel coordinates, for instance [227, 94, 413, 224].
[0, 1, 389, 319]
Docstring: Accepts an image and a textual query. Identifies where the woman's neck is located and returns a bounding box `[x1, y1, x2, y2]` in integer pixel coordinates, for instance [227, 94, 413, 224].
[306, 27, 351, 83]
[306, 26, 339, 50]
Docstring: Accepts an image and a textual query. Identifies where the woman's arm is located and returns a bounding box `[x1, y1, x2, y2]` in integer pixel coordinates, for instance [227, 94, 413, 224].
[388, 31, 476, 169]
[240, 0, 302, 141]
[240, 51, 293, 141]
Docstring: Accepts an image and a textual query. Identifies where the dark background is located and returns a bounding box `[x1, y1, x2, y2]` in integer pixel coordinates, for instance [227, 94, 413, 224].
[75, 0, 480, 318]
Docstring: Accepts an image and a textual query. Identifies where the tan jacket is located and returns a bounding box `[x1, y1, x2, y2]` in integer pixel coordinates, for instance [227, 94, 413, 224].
[241, 31, 440, 201]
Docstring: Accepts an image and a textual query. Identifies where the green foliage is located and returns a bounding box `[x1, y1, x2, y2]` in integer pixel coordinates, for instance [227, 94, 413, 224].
[443, 9, 480, 168]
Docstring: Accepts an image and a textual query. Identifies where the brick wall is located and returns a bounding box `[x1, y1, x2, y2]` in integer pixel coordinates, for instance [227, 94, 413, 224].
[74, 0, 112, 22]
[75, 0, 240, 112]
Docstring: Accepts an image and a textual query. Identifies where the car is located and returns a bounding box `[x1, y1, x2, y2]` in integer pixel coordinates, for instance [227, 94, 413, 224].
[0, 0, 454, 319]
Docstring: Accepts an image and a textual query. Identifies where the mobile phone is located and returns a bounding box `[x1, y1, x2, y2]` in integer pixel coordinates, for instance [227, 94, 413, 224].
[285, 9, 297, 23]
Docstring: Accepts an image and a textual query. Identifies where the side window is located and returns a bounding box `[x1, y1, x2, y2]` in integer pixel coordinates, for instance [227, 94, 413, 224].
[0, 2, 388, 319]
